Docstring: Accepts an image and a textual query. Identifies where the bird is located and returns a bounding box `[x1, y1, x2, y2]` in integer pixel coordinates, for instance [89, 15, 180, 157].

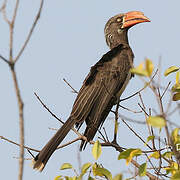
[32, 11, 150, 171]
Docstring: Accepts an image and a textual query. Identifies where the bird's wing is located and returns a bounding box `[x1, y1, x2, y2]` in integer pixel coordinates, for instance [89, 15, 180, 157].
[70, 44, 133, 149]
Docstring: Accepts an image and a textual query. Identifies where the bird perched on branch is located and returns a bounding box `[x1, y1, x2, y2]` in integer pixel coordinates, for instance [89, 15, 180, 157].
[33, 11, 150, 171]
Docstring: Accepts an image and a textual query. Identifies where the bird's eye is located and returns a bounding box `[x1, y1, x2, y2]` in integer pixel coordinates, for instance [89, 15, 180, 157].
[108, 34, 113, 39]
[116, 18, 122, 22]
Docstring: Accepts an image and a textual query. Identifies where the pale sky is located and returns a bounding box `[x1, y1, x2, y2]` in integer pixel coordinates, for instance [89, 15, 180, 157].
[0, 0, 180, 180]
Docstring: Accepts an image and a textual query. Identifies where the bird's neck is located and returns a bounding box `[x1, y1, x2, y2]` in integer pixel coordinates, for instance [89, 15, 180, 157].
[109, 31, 129, 49]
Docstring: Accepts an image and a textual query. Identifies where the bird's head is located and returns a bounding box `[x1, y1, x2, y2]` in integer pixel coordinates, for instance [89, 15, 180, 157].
[104, 11, 150, 48]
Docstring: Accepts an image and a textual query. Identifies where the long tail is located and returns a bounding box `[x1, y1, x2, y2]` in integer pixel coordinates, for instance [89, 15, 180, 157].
[80, 125, 98, 151]
[32, 117, 75, 171]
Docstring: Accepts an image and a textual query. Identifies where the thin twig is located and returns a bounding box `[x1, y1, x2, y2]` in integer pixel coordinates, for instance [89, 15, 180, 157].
[108, 115, 146, 124]
[138, 103, 149, 116]
[113, 101, 120, 143]
[56, 136, 82, 149]
[118, 114, 146, 124]
[119, 104, 142, 113]
[103, 127, 109, 142]
[0, 135, 87, 153]
[98, 129, 107, 142]
[11, 0, 19, 24]
[34, 92, 64, 124]
[9, 0, 20, 62]
[27, 149, 35, 158]
[0, 0, 10, 25]
[14, 0, 44, 63]
[157, 88, 170, 145]
[120, 118, 152, 150]
[0, 54, 9, 64]
[0, 136, 39, 152]
[120, 69, 158, 102]
[63, 78, 78, 93]
[34, 92, 82, 137]
[138, 92, 151, 138]
[151, 127, 156, 150]
[160, 82, 171, 100]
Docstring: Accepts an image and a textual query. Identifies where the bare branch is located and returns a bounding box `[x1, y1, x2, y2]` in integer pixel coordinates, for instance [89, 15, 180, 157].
[0, 0, 11, 25]
[9, 0, 20, 62]
[103, 127, 109, 142]
[14, 0, 44, 63]
[138, 92, 151, 137]
[138, 103, 149, 116]
[63, 78, 78, 93]
[56, 137, 82, 149]
[98, 129, 107, 142]
[34, 92, 82, 137]
[118, 114, 146, 124]
[120, 117, 152, 150]
[0, 54, 9, 64]
[11, 0, 19, 24]
[160, 82, 171, 100]
[112, 102, 120, 144]
[0, 135, 87, 153]
[0, 136, 39, 152]
[120, 69, 158, 102]
[119, 104, 142, 113]
[11, 68, 24, 180]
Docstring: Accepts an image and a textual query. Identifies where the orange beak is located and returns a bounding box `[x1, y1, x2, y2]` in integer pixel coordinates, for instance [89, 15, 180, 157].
[122, 11, 150, 28]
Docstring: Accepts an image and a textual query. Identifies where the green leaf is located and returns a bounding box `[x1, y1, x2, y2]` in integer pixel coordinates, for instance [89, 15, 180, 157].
[54, 176, 63, 180]
[145, 135, 155, 146]
[172, 84, 180, 92]
[118, 149, 135, 160]
[145, 58, 154, 77]
[113, 174, 123, 180]
[92, 140, 102, 160]
[118, 149, 142, 165]
[171, 170, 180, 180]
[173, 93, 180, 101]
[64, 177, 71, 180]
[176, 71, 180, 84]
[81, 162, 92, 174]
[60, 163, 73, 170]
[172, 128, 180, 144]
[139, 162, 147, 176]
[149, 151, 160, 159]
[162, 152, 173, 159]
[147, 116, 166, 128]
[147, 135, 155, 142]
[94, 167, 113, 180]
[130, 63, 148, 76]
[164, 162, 178, 175]
[92, 163, 100, 176]
[126, 149, 142, 165]
[164, 66, 179, 76]
[88, 177, 94, 180]
[72, 177, 79, 180]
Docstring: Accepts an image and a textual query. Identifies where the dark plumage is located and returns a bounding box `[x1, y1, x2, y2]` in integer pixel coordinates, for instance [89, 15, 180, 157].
[32, 11, 150, 171]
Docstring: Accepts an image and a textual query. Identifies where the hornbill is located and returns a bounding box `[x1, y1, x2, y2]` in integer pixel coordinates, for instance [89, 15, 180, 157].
[33, 11, 150, 171]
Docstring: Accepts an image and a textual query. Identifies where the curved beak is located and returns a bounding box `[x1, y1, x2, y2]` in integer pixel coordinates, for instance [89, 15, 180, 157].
[122, 11, 150, 28]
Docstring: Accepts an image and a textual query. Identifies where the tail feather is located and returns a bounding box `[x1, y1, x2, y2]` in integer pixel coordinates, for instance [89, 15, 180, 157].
[32, 117, 75, 171]
[80, 125, 98, 151]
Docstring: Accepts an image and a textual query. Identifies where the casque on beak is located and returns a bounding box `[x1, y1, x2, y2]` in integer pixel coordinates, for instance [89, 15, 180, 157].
[122, 11, 150, 28]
